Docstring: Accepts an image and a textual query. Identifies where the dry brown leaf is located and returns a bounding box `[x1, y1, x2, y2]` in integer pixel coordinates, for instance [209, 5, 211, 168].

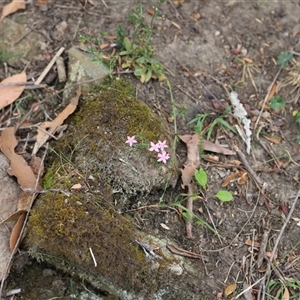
[243, 57, 254, 63]
[35, 0, 49, 6]
[181, 166, 196, 187]
[237, 171, 248, 184]
[203, 140, 236, 155]
[171, 21, 181, 30]
[222, 170, 239, 187]
[147, 7, 155, 15]
[178, 134, 200, 168]
[0, 210, 27, 225]
[244, 239, 260, 248]
[224, 283, 237, 297]
[283, 287, 290, 300]
[1, 0, 25, 21]
[268, 82, 277, 102]
[265, 135, 281, 144]
[0, 72, 26, 109]
[71, 183, 82, 190]
[9, 212, 26, 250]
[33, 87, 81, 155]
[166, 244, 208, 260]
[0, 127, 40, 190]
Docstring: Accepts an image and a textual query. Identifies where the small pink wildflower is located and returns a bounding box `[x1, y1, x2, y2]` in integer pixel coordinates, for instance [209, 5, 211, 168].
[157, 140, 168, 151]
[125, 136, 137, 147]
[157, 151, 170, 164]
[148, 141, 160, 152]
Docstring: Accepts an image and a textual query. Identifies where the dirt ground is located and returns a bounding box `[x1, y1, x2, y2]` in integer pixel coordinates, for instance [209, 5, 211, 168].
[2, 0, 300, 299]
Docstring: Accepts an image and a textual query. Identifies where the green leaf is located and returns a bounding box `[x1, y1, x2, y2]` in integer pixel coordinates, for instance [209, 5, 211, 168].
[194, 168, 207, 188]
[119, 51, 130, 56]
[195, 219, 220, 237]
[182, 211, 193, 221]
[136, 56, 146, 64]
[215, 190, 233, 202]
[296, 134, 300, 145]
[134, 67, 147, 76]
[277, 52, 293, 67]
[123, 37, 132, 52]
[270, 96, 285, 111]
[217, 118, 237, 134]
[295, 112, 300, 123]
[206, 119, 217, 141]
[145, 69, 152, 82]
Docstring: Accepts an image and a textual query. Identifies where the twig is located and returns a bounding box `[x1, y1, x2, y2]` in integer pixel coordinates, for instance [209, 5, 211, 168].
[234, 146, 264, 187]
[13, 21, 43, 45]
[257, 229, 270, 269]
[167, 0, 182, 19]
[291, 50, 300, 56]
[258, 187, 300, 300]
[254, 68, 282, 132]
[235, 277, 264, 299]
[101, 0, 108, 9]
[35, 47, 65, 85]
[186, 184, 194, 239]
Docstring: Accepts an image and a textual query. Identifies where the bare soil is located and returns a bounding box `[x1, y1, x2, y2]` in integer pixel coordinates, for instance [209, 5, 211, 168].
[2, 0, 300, 299]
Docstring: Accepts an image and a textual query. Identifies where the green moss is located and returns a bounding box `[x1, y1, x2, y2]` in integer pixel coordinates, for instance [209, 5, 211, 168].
[27, 186, 150, 292]
[50, 76, 177, 197]
[25, 77, 180, 297]
[75, 77, 168, 144]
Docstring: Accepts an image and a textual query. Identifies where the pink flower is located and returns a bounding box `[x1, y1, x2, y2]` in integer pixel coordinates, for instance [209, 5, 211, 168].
[148, 141, 160, 152]
[157, 140, 168, 151]
[125, 136, 137, 147]
[157, 151, 170, 164]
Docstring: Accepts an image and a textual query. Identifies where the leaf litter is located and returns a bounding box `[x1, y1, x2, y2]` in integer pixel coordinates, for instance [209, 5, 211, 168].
[0, 72, 26, 110]
[0, 0, 25, 22]
[0, 86, 81, 283]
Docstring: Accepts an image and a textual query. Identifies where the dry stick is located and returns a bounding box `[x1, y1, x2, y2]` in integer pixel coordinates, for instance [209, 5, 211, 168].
[13, 21, 43, 45]
[0, 144, 49, 299]
[186, 184, 194, 239]
[234, 146, 271, 212]
[35, 47, 65, 85]
[167, 0, 182, 19]
[258, 187, 300, 300]
[234, 146, 264, 187]
[253, 67, 282, 132]
[101, 0, 108, 9]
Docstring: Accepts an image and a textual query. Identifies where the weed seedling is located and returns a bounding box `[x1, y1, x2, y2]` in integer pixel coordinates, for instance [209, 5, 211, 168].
[77, 1, 166, 83]
[194, 168, 233, 202]
[269, 96, 285, 111]
[188, 108, 236, 141]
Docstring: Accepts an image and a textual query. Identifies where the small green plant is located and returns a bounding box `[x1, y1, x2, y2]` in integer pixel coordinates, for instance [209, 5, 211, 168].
[188, 108, 236, 140]
[195, 168, 233, 202]
[78, 1, 166, 83]
[0, 47, 21, 63]
[269, 96, 285, 111]
[267, 278, 300, 299]
[277, 51, 293, 68]
[168, 201, 220, 236]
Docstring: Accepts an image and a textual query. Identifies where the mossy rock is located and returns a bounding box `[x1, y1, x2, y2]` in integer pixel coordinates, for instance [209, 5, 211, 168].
[55, 77, 178, 204]
[24, 78, 204, 299]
